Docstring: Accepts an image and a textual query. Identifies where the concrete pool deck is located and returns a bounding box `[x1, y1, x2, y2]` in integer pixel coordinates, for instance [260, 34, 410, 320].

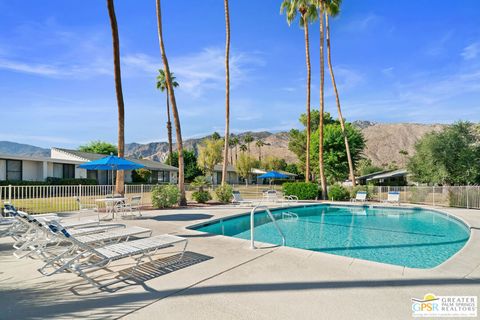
[0, 202, 479, 319]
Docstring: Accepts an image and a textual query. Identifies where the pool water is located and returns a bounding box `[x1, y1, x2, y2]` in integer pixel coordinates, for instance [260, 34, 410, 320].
[192, 205, 470, 268]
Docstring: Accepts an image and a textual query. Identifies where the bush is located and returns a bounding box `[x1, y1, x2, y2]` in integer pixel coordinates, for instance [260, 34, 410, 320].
[132, 169, 152, 183]
[152, 185, 180, 208]
[215, 184, 233, 203]
[192, 190, 212, 203]
[282, 182, 320, 200]
[328, 185, 350, 201]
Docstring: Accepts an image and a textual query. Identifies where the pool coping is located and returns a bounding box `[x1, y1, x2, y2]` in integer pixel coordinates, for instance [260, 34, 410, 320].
[185, 201, 480, 277]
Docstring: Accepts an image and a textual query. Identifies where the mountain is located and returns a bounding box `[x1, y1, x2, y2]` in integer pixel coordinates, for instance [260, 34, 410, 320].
[125, 123, 445, 168]
[0, 141, 50, 157]
[0, 122, 446, 168]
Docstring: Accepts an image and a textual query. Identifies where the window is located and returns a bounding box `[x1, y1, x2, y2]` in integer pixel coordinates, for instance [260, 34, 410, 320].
[158, 171, 170, 183]
[150, 171, 159, 183]
[63, 164, 75, 179]
[87, 170, 98, 181]
[6, 160, 22, 181]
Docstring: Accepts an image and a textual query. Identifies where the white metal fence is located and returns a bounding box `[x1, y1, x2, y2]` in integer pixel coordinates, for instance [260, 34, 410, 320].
[1, 184, 479, 214]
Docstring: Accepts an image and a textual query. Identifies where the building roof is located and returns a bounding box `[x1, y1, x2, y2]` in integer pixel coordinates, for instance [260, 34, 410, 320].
[0, 153, 83, 164]
[366, 169, 408, 181]
[213, 164, 237, 172]
[52, 148, 178, 171]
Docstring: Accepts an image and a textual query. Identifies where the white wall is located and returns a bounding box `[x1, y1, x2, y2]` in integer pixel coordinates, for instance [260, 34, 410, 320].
[22, 160, 43, 181]
[0, 160, 5, 180]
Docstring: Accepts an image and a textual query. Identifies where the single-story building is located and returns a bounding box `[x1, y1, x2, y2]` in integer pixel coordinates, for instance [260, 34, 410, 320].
[0, 148, 178, 185]
[212, 164, 239, 185]
[357, 169, 408, 186]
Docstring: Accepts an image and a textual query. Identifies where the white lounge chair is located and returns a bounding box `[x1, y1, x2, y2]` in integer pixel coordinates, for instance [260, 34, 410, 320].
[262, 190, 278, 203]
[351, 191, 367, 202]
[382, 191, 401, 205]
[232, 191, 254, 206]
[119, 196, 143, 218]
[44, 222, 188, 290]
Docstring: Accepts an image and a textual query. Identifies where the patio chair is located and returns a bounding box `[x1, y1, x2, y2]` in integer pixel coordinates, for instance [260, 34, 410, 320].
[232, 191, 254, 206]
[119, 196, 142, 218]
[350, 191, 367, 202]
[262, 190, 278, 203]
[43, 221, 188, 290]
[382, 191, 401, 205]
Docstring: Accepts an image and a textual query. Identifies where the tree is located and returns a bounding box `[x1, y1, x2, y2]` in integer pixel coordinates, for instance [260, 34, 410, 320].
[310, 122, 365, 183]
[324, 0, 356, 186]
[156, 69, 179, 165]
[156, 0, 186, 205]
[166, 150, 203, 183]
[262, 156, 288, 171]
[211, 132, 221, 140]
[221, 0, 231, 186]
[132, 168, 152, 183]
[230, 136, 239, 164]
[243, 133, 254, 152]
[106, 0, 126, 195]
[356, 158, 383, 176]
[281, 0, 317, 183]
[408, 122, 480, 185]
[256, 139, 267, 161]
[289, 110, 365, 183]
[312, 0, 328, 199]
[236, 153, 255, 186]
[399, 149, 409, 167]
[239, 144, 248, 153]
[197, 138, 224, 182]
[79, 141, 117, 155]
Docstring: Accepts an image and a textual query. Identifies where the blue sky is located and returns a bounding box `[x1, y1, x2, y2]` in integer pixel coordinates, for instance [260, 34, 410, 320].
[0, 0, 479, 148]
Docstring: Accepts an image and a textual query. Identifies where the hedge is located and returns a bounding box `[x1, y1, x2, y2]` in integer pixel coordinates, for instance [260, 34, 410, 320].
[328, 185, 350, 201]
[282, 182, 320, 200]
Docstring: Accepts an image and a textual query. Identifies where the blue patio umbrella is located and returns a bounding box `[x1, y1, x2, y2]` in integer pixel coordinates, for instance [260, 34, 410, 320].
[78, 154, 145, 193]
[257, 171, 289, 186]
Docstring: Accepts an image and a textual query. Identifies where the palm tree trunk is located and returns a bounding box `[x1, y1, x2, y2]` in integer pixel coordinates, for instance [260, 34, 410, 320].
[166, 94, 173, 165]
[319, 7, 328, 199]
[303, 14, 311, 183]
[156, 0, 186, 206]
[325, 13, 356, 186]
[107, 0, 125, 195]
[221, 0, 230, 186]
[235, 145, 238, 163]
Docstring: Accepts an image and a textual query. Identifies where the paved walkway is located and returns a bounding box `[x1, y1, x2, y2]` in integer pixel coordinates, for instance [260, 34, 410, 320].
[0, 203, 479, 319]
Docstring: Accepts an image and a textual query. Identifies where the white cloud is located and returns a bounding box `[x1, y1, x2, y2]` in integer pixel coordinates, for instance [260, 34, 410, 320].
[461, 42, 480, 60]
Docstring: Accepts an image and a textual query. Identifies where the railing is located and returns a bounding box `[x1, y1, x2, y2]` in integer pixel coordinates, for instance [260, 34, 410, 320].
[250, 205, 286, 249]
[348, 185, 480, 210]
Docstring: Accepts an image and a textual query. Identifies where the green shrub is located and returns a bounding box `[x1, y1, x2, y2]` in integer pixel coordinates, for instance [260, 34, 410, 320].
[152, 185, 180, 208]
[328, 185, 350, 201]
[132, 169, 152, 183]
[215, 184, 233, 203]
[192, 190, 212, 203]
[282, 182, 320, 200]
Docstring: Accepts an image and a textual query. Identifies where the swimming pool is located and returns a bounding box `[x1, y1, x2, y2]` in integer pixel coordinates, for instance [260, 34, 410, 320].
[191, 205, 470, 268]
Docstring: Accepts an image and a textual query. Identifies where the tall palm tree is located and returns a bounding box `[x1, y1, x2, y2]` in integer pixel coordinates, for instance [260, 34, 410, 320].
[256, 139, 266, 162]
[324, 0, 356, 186]
[228, 137, 236, 164]
[156, 0, 186, 205]
[156, 69, 179, 165]
[106, 0, 125, 195]
[244, 134, 254, 153]
[281, 0, 317, 182]
[313, 0, 328, 199]
[221, 0, 231, 186]
[239, 144, 248, 153]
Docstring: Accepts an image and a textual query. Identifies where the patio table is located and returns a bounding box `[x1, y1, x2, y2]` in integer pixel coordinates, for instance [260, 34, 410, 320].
[95, 197, 127, 220]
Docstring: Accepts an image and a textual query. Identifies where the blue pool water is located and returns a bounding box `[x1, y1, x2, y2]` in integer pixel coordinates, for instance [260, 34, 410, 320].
[192, 205, 470, 268]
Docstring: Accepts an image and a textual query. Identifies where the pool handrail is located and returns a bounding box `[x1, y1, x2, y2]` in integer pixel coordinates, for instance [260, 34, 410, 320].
[250, 205, 286, 249]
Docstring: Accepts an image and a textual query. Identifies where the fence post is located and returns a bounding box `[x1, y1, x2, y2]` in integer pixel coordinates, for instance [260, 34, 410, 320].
[141, 184, 144, 200]
[8, 184, 12, 204]
[466, 186, 469, 209]
[432, 186, 435, 206]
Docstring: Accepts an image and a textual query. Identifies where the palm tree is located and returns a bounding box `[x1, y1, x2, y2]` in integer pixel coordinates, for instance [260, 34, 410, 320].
[155, 0, 186, 206]
[231, 136, 239, 163]
[106, 0, 125, 195]
[324, 0, 356, 186]
[228, 137, 236, 164]
[156, 69, 179, 165]
[221, 0, 231, 186]
[311, 0, 328, 199]
[243, 134, 254, 153]
[256, 139, 266, 162]
[239, 144, 248, 153]
[281, 0, 317, 183]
